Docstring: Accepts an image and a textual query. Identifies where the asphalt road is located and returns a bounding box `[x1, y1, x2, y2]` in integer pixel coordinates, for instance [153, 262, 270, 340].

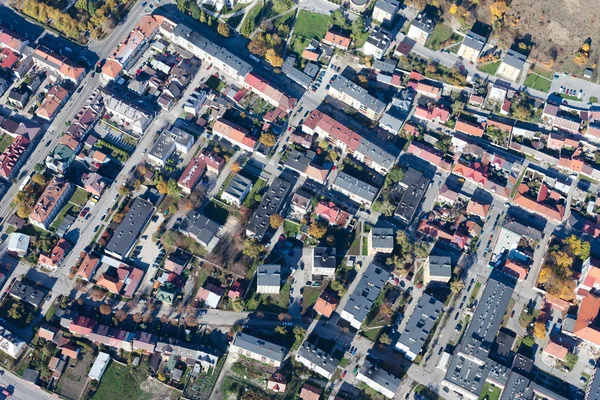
[0, 369, 57, 400]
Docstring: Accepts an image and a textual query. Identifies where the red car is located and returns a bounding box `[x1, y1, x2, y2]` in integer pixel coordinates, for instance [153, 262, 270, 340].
[511, 310, 515, 318]
[341, 370, 347, 379]
[79, 207, 89, 218]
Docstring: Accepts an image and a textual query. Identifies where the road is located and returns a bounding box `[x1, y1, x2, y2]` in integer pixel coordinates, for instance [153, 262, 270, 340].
[0, 369, 58, 400]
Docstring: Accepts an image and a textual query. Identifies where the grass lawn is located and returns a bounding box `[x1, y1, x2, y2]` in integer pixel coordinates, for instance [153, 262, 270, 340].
[361, 326, 382, 342]
[273, 12, 294, 29]
[477, 61, 501, 75]
[524, 73, 552, 92]
[245, 3, 264, 30]
[283, 219, 301, 237]
[293, 11, 331, 41]
[289, 36, 311, 56]
[221, 2, 249, 14]
[93, 362, 151, 400]
[0, 134, 14, 153]
[246, 280, 291, 313]
[361, 236, 368, 256]
[243, 178, 267, 209]
[69, 187, 89, 207]
[555, 92, 580, 101]
[302, 286, 322, 309]
[425, 24, 459, 51]
[532, 65, 554, 79]
[478, 382, 501, 400]
[518, 307, 538, 329]
[50, 203, 78, 231]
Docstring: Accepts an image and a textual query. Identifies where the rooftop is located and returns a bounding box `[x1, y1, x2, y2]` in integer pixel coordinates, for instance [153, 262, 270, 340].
[330, 75, 386, 115]
[342, 263, 389, 323]
[105, 198, 154, 258]
[395, 293, 443, 357]
[232, 332, 286, 364]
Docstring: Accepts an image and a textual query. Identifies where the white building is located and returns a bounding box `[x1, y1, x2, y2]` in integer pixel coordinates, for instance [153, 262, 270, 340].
[0, 325, 26, 359]
[7, 233, 30, 257]
[104, 96, 152, 136]
[328, 76, 386, 121]
[88, 352, 110, 381]
[221, 174, 253, 207]
[312, 247, 336, 277]
[372, 0, 399, 25]
[363, 27, 392, 60]
[256, 264, 281, 294]
[355, 360, 401, 399]
[147, 127, 194, 166]
[406, 14, 435, 45]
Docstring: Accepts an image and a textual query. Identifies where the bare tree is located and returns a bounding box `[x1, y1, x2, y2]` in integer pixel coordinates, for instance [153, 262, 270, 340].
[114, 309, 128, 322]
[278, 313, 291, 321]
[160, 314, 169, 324]
[99, 304, 111, 315]
[142, 314, 153, 324]
[186, 315, 199, 327]
[133, 313, 142, 323]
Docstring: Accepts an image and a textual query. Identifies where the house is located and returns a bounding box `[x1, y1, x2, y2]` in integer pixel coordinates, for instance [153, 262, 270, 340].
[314, 291, 339, 318]
[148, 127, 194, 166]
[0, 325, 26, 359]
[0, 27, 29, 53]
[7, 233, 30, 257]
[455, 116, 485, 137]
[95, 258, 144, 298]
[196, 282, 225, 308]
[331, 172, 379, 206]
[502, 259, 529, 281]
[302, 40, 322, 62]
[257, 264, 281, 294]
[201, 151, 225, 174]
[221, 174, 253, 207]
[82, 173, 107, 197]
[76, 254, 101, 281]
[314, 201, 350, 227]
[164, 251, 190, 276]
[323, 28, 352, 50]
[513, 183, 565, 223]
[89, 352, 110, 381]
[395, 293, 444, 360]
[230, 333, 287, 367]
[155, 283, 179, 305]
[328, 75, 385, 120]
[179, 210, 222, 248]
[267, 372, 287, 393]
[61, 343, 80, 360]
[413, 105, 449, 123]
[244, 72, 297, 113]
[247, 178, 292, 240]
[29, 177, 74, 230]
[372, 0, 400, 25]
[291, 190, 312, 215]
[466, 198, 491, 219]
[423, 255, 452, 285]
[38, 238, 71, 269]
[228, 280, 246, 300]
[543, 341, 569, 362]
[369, 227, 394, 254]
[356, 360, 401, 399]
[32, 46, 85, 83]
[363, 26, 391, 60]
[340, 263, 389, 329]
[9, 281, 44, 308]
[212, 118, 257, 153]
[312, 247, 336, 276]
[295, 340, 341, 379]
[36, 84, 69, 120]
[282, 56, 315, 89]
[407, 14, 435, 44]
[104, 95, 153, 136]
[300, 383, 322, 400]
[457, 31, 487, 63]
[394, 168, 431, 223]
[105, 197, 154, 260]
[38, 324, 58, 342]
[497, 50, 526, 81]
[177, 156, 206, 195]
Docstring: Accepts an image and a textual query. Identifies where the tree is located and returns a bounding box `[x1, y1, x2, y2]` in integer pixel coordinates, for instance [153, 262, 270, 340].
[385, 167, 405, 186]
[450, 280, 464, 294]
[274, 325, 288, 335]
[199, 8, 207, 23]
[7, 302, 23, 320]
[231, 299, 245, 312]
[217, 21, 230, 37]
[582, 43, 591, 52]
[186, 314, 199, 327]
[489, 1, 508, 22]
[449, 3, 458, 14]
[538, 267, 552, 284]
[565, 235, 582, 256]
[533, 321, 546, 339]
[553, 251, 573, 270]
[242, 238, 265, 259]
[265, 48, 284, 67]
[293, 326, 306, 342]
[378, 332, 392, 345]
[99, 303, 112, 315]
[451, 100, 465, 115]
[270, 214, 283, 229]
[581, 241, 591, 260]
[329, 10, 348, 28]
[115, 309, 127, 322]
[522, 335, 535, 346]
[34, 163, 45, 173]
[259, 133, 276, 147]
[350, 18, 365, 42]
[31, 174, 47, 186]
[230, 162, 241, 173]
[307, 220, 327, 239]
[272, 0, 294, 13]
[278, 312, 291, 321]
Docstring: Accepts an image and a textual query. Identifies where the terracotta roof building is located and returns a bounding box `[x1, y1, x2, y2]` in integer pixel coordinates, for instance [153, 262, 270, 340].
[314, 291, 339, 318]
[212, 118, 257, 153]
[38, 238, 71, 269]
[36, 84, 69, 120]
[28, 177, 74, 230]
[323, 28, 352, 50]
[76, 254, 101, 281]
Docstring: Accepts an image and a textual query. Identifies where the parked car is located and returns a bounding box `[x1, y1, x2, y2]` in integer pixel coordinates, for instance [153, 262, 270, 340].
[455, 323, 462, 331]
[341, 370, 347, 379]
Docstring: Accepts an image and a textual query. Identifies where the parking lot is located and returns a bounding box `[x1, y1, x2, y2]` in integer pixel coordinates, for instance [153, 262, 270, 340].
[132, 213, 166, 296]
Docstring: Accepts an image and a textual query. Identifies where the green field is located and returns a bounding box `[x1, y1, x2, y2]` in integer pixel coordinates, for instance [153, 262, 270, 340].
[246, 280, 291, 313]
[93, 362, 151, 400]
[0, 135, 14, 153]
[302, 286, 322, 310]
[50, 203, 78, 231]
[425, 24, 460, 51]
[477, 61, 501, 75]
[532, 65, 554, 79]
[478, 382, 501, 400]
[70, 187, 89, 207]
[524, 73, 551, 92]
[293, 10, 331, 41]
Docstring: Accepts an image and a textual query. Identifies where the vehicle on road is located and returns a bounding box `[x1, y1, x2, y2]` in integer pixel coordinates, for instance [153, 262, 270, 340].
[94, 225, 100, 232]
[353, 365, 359, 374]
[341, 370, 347, 379]
[455, 323, 462, 331]
[511, 310, 515, 318]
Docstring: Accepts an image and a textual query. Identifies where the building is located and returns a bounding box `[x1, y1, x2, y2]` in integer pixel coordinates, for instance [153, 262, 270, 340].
[282, 57, 314, 89]
[38, 238, 71, 270]
[230, 333, 287, 367]
[340, 263, 389, 329]
[82, 173, 107, 197]
[372, 0, 400, 25]
[314, 291, 339, 318]
[148, 128, 194, 166]
[466, 198, 491, 219]
[369, 227, 394, 254]
[331, 172, 379, 206]
[457, 31, 487, 63]
[244, 73, 296, 113]
[196, 283, 225, 309]
[9, 281, 44, 308]
[36, 84, 69, 120]
[179, 211, 221, 248]
[497, 50, 527, 81]
[407, 14, 435, 44]
[0, 27, 29, 53]
[394, 168, 431, 223]
[267, 372, 287, 393]
[177, 157, 206, 195]
[246, 178, 292, 240]
[32, 46, 85, 83]
[328, 75, 386, 120]
[95, 257, 144, 298]
[7, 233, 30, 257]
[0, 325, 26, 359]
[423, 255, 452, 285]
[363, 26, 391, 60]
[105, 197, 155, 260]
[323, 28, 352, 50]
[356, 360, 401, 399]
[257, 264, 281, 294]
[221, 174, 253, 207]
[29, 177, 74, 230]
[76, 254, 101, 281]
[89, 352, 110, 380]
[395, 293, 444, 360]
[587, 366, 600, 400]
[212, 118, 257, 153]
[104, 95, 153, 136]
[300, 384, 322, 400]
[312, 247, 336, 276]
[295, 340, 341, 379]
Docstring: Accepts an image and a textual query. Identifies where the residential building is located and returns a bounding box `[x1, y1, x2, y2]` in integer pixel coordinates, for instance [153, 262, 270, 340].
[282, 56, 314, 89]
[29, 177, 74, 230]
[148, 127, 194, 166]
[423, 255, 452, 285]
[291, 190, 312, 215]
[0, 326, 26, 359]
[283, 149, 330, 184]
[244, 72, 296, 113]
[328, 75, 386, 120]
[105, 197, 155, 259]
[9, 281, 44, 308]
[95, 257, 144, 298]
[331, 172, 379, 206]
[372, 0, 400, 25]
[312, 247, 336, 276]
[256, 264, 281, 294]
[413, 104, 450, 124]
[196, 283, 225, 308]
[104, 95, 153, 136]
[38, 238, 71, 270]
[164, 251, 190, 276]
[356, 360, 401, 399]
[455, 116, 485, 137]
[369, 227, 394, 254]
[46, 136, 82, 175]
[314, 201, 351, 227]
[179, 211, 222, 248]
[466, 198, 491, 219]
[340, 263, 389, 329]
[7, 233, 30, 257]
[200, 151, 225, 174]
[0, 135, 31, 180]
[295, 340, 341, 379]
[363, 26, 391, 60]
[183, 90, 207, 116]
[513, 182, 565, 223]
[32, 46, 85, 83]
[36, 84, 69, 120]
[394, 168, 431, 223]
[267, 372, 287, 393]
[314, 291, 339, 318]
[457, 31, 487, 63]
[82, 173, 107, 197]
[407, 14, 435, 44]
[230, 333, 287, 367]
[221, 174, 253, 207]
[89, 352, 110, 381]
[0, 27, 29, 53]
[7, 89, 29, 109]
[177, 156, 206, 195]
[76, 254, 101, 281]
[212, 118, 257, 153]
[587, 366, 600, 400]
[406, 142, 452, 171]
[300, 384, 322, 400]
[395, 293, 444, 360]
[323, 28, 352, 50]
[246, 178, 292, 240]
[497, 50, 526, 81]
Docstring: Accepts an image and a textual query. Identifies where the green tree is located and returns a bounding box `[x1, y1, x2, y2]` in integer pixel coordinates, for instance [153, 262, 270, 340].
[217, 21, 230, 37]
[385, 167, 405, 186]
[450, 280, 464, 294]
[378, 332, 392, 345]
[522, 335, 535, 346]
[176, 0, 188, 12]
[199, 8, 206, 23]
[329, 9, 348, 28]
[350, 18, 365, 42]
[7, 302, 24, 320]
[231, 299, 245, 312]
[451, 100, 465, 115]
[270, 214, 283, 229]
[259, 132, 276, 147]
[274, 325, 288, 335]
[293, 326, 306, 342]
[307, 220, 327, 239]
[34, 163, 45, 173]
[242, 238, 265, 259]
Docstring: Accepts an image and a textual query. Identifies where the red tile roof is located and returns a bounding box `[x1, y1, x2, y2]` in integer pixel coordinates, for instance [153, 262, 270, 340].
[77, 254, 100, 281]
[455, 117, 485, 137]
[244, 73, 296, 112]
[38, 238, 71, 268]
[413, 105, 450, 123]
[324, 30, 352, 49]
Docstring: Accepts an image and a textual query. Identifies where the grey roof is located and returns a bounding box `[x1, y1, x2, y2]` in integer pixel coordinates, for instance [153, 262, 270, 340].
[493, 328, 515, 358]
[462, 31, 487, 53]
[257, 264, 281, 288]
[232, 332, 286, 363]
[380, 112, 405, 134]
[411, 15, 436, 34]
[284, 149, 314, 174]
[502, 220, 543, 241]
[502, 49, 526, 70]
[22, 368, 39, 383]
[247, 178, 292, 240]
[587, 367, 600, 400]
[330, 76, 386, 116]
[358, 359, 401, 394]
[172, 24, 251, 77]
[313, 247, 336, 272]
[105, 197, 155, 259]
[371, 227, 394, 249]
[282, 57, 313, 88]
[356, 140, 397, 171]
[297, 341, 341, 376]
[429, 255, 452, 278]
[395, 168, 430, 222]
[9, 282, 44, 308]
[500, 370, 569, 400]
[366, 27, 391, 51]
[342, 263, 389, 323]
[374, 0, 399, 15]
[395, 293, 443, 357]
[224, 174, 252, 201]
[333, 172, 378, 203]
[304, 62, 320, 78]
[179, 211, 221, 246]
[373, 59, 396, 74]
